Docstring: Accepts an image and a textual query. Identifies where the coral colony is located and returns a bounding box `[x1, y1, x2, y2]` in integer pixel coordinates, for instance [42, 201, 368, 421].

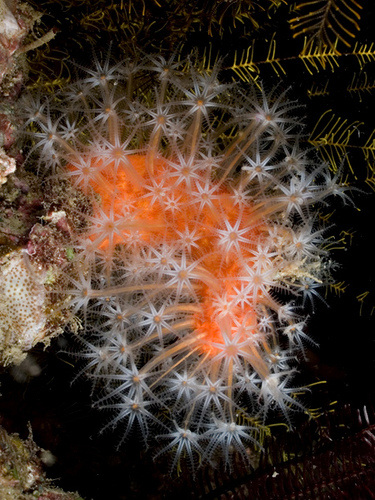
[22, 53, 348, 470]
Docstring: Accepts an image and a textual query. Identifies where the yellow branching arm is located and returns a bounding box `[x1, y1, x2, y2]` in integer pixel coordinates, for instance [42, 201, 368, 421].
[290, 0, 363, 52]
[308, 109, 363, 174]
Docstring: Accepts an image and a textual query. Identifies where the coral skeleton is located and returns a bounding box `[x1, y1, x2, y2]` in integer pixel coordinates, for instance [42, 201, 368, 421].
[22, 52, 348, 470]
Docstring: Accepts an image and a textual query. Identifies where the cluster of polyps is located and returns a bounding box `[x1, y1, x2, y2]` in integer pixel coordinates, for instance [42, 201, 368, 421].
[24, 53, 347, 470]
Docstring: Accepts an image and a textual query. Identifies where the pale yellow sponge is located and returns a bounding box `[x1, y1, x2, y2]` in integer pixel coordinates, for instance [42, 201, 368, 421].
[0, 250, 50, 365]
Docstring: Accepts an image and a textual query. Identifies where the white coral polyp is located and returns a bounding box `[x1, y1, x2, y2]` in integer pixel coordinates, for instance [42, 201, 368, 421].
[24, 52, 348, 471]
